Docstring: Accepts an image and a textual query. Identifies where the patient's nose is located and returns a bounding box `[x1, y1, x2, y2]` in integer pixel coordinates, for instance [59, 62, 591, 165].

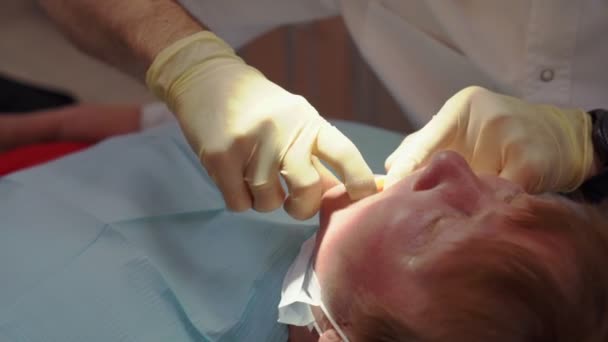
[412, 151, 481, 193]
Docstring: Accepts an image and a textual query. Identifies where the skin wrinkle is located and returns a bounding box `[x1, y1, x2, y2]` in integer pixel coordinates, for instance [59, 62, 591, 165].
[399, 215, 446, 267]
[406, 211, 490, 273]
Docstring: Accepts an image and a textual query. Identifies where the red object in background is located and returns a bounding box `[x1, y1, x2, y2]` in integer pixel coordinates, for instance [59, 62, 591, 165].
[0, 142, 91, 176]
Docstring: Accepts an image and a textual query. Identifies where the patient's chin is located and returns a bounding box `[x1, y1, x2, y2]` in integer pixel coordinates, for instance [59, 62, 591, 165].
[319, 185, 351, 227]
[322, 185, 355, 210]
[288, 325, 318, 342]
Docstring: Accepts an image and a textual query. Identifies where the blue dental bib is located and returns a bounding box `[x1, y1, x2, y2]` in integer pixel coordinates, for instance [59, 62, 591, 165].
[0, 121, 403, 341]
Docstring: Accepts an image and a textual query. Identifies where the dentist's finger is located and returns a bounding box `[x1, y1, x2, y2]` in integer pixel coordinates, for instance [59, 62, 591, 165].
[384, 97, 466, 188]
[315, 123, 376, 200]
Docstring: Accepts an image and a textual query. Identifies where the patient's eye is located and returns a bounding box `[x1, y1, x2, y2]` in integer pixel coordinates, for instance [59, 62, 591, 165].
[496, 190, 522, 204]
[403, 217, 442, 254]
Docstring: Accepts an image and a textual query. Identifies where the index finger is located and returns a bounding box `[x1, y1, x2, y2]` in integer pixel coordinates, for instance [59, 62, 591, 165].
[384, 98, 464, 187]
[314, 124, 376, 200]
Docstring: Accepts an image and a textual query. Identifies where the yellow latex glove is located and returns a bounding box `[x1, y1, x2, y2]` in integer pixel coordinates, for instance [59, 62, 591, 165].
[147, 31, 376, 219]
[385, 86, 594, 193]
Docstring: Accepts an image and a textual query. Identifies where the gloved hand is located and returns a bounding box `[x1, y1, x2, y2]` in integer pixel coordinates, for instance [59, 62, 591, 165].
[385, 86, 594, 193]
[146, 31, 376, 219]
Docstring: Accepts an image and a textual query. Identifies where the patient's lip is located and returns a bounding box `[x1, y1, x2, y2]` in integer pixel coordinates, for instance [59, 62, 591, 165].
[374, 175, 386, 191]
[320, 175, 385, 216]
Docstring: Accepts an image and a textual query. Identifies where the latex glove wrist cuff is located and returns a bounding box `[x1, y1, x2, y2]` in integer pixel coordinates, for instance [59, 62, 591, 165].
[561, 108, 594, 192]
[145, 31, 244, 104]
[589, 109, 608, 171]
[576, 109, 608, 203]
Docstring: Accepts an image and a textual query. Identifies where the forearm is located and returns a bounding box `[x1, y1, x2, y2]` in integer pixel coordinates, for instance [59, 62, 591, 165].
[55, 104, 141, 142]
[0, 105, 142, 151]
[0, 112, 63, 151]
[38, 0, 206, 79]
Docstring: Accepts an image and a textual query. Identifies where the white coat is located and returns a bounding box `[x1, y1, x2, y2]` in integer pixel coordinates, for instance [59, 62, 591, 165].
[176, 0, 608, 127]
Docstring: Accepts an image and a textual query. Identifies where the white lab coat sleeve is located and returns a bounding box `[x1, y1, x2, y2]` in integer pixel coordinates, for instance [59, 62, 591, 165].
[175, 0, 339, 48]
[139, 102, 175, 130]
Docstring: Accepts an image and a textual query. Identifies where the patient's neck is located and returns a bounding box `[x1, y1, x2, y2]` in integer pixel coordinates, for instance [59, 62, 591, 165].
[288, 325, 317, 342]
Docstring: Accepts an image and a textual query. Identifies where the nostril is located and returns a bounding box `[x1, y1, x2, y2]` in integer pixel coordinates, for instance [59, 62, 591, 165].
[412, 166, 442, 191]
[411, 151, 469, 191]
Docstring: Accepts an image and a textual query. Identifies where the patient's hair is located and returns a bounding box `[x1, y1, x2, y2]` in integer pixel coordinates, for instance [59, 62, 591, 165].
[349, 196, 608, 342]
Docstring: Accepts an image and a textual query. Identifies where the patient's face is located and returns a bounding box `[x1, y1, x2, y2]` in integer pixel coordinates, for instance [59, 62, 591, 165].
[314, 151, 569, 326]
